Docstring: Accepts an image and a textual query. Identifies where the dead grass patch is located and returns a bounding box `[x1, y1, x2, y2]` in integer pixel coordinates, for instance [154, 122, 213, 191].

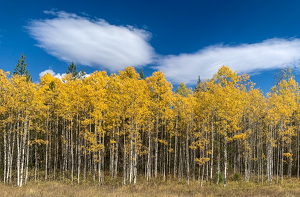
[0, 178, 300, 197]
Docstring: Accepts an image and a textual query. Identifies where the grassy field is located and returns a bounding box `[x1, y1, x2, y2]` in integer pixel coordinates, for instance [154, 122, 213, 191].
[1, 179, 300, 197]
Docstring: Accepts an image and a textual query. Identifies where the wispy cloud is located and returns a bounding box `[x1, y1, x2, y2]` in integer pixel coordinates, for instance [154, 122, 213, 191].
[27, 11, 154, 71]
[156, 38, 300, 85]
[27, 11, 300, 85]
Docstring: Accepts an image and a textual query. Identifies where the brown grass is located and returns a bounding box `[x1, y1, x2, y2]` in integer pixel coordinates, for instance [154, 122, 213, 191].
[1, 178, 300, 197]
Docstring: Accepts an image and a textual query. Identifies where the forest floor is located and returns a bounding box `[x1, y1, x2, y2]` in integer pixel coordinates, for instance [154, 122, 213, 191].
[1, 178, 300, 197]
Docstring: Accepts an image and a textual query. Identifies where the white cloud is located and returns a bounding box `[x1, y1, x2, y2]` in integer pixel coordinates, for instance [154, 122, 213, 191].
[39, 68, 90, 80]
[156, 38, 300, 85]
[27, 11, 154, 71]
[39, 69, 66, 80]
[39, 69, 56, 77]
[28, 12, 300, 85]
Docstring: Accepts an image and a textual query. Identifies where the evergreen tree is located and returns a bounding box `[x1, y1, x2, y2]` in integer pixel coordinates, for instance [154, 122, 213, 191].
[194, 75, 201, 92]
[66, 61, 79, 79]
[13, 53, 32, 81]
[139, 68, 145, 80]
[79, 69, 87, 79]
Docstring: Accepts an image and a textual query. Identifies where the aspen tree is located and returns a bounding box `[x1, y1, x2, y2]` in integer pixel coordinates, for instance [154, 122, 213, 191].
[146, 71, 173, 179]
[2, 65, 300, 187]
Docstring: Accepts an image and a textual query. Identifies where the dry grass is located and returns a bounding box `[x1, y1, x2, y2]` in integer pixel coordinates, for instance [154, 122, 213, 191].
[1, 178, 300, 197]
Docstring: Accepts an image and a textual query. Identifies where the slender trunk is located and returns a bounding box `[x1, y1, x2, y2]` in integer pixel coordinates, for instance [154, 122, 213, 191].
[224, 133, 227, 187]
[200, 151, 205, 188]
[3, 130, 7, 183]
[280, 137, 284, 183]
[35, 131, 38, 182]
[45, 114, 49, 181]
[77, 136, 81, 184]
[174, 115, 178, 178]
[71, 119, 74, 183]
[297, 129, 300, 179]
[20, 111, 28, 187]
[155, 115, 159, 178]
[114, 127, 119, 179]
[16, 109, 20, 186]
[147, 122, 151, 181]
[210, 113, 214, 185]
[25, 123, 30, 185]
[129, 120, 133, 184]
[186, 123, 190, 185]
[110, 124, 115, 178]
[133, 120, 138, 185]
[123, 124, 127, 185]
[288, 123, 292, 182]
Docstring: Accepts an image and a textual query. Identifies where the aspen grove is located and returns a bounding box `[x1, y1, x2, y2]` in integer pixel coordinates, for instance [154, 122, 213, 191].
[1, 65, 300, 187]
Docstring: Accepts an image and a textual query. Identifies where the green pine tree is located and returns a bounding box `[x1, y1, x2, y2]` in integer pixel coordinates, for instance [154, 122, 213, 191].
[139, 68, 145, 80]
[194, 75, 201, 92]
[79, 69, 87, 79]
[66, 61, 79, 79]
[13, 53, 32, 81]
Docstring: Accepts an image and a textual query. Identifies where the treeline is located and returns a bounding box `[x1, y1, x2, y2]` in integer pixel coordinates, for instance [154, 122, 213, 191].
[0, 60, 300, 187]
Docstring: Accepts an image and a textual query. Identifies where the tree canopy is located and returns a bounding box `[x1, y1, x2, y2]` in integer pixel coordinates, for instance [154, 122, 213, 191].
[0, 65, 299, 188]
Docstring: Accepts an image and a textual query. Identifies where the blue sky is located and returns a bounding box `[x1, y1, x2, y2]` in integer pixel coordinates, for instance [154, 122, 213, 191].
[1, 0, 300, 92]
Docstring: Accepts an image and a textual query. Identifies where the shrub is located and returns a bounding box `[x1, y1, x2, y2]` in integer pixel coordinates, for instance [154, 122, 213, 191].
[232, 172, 241, 181]
[213, 172, 224, 184]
